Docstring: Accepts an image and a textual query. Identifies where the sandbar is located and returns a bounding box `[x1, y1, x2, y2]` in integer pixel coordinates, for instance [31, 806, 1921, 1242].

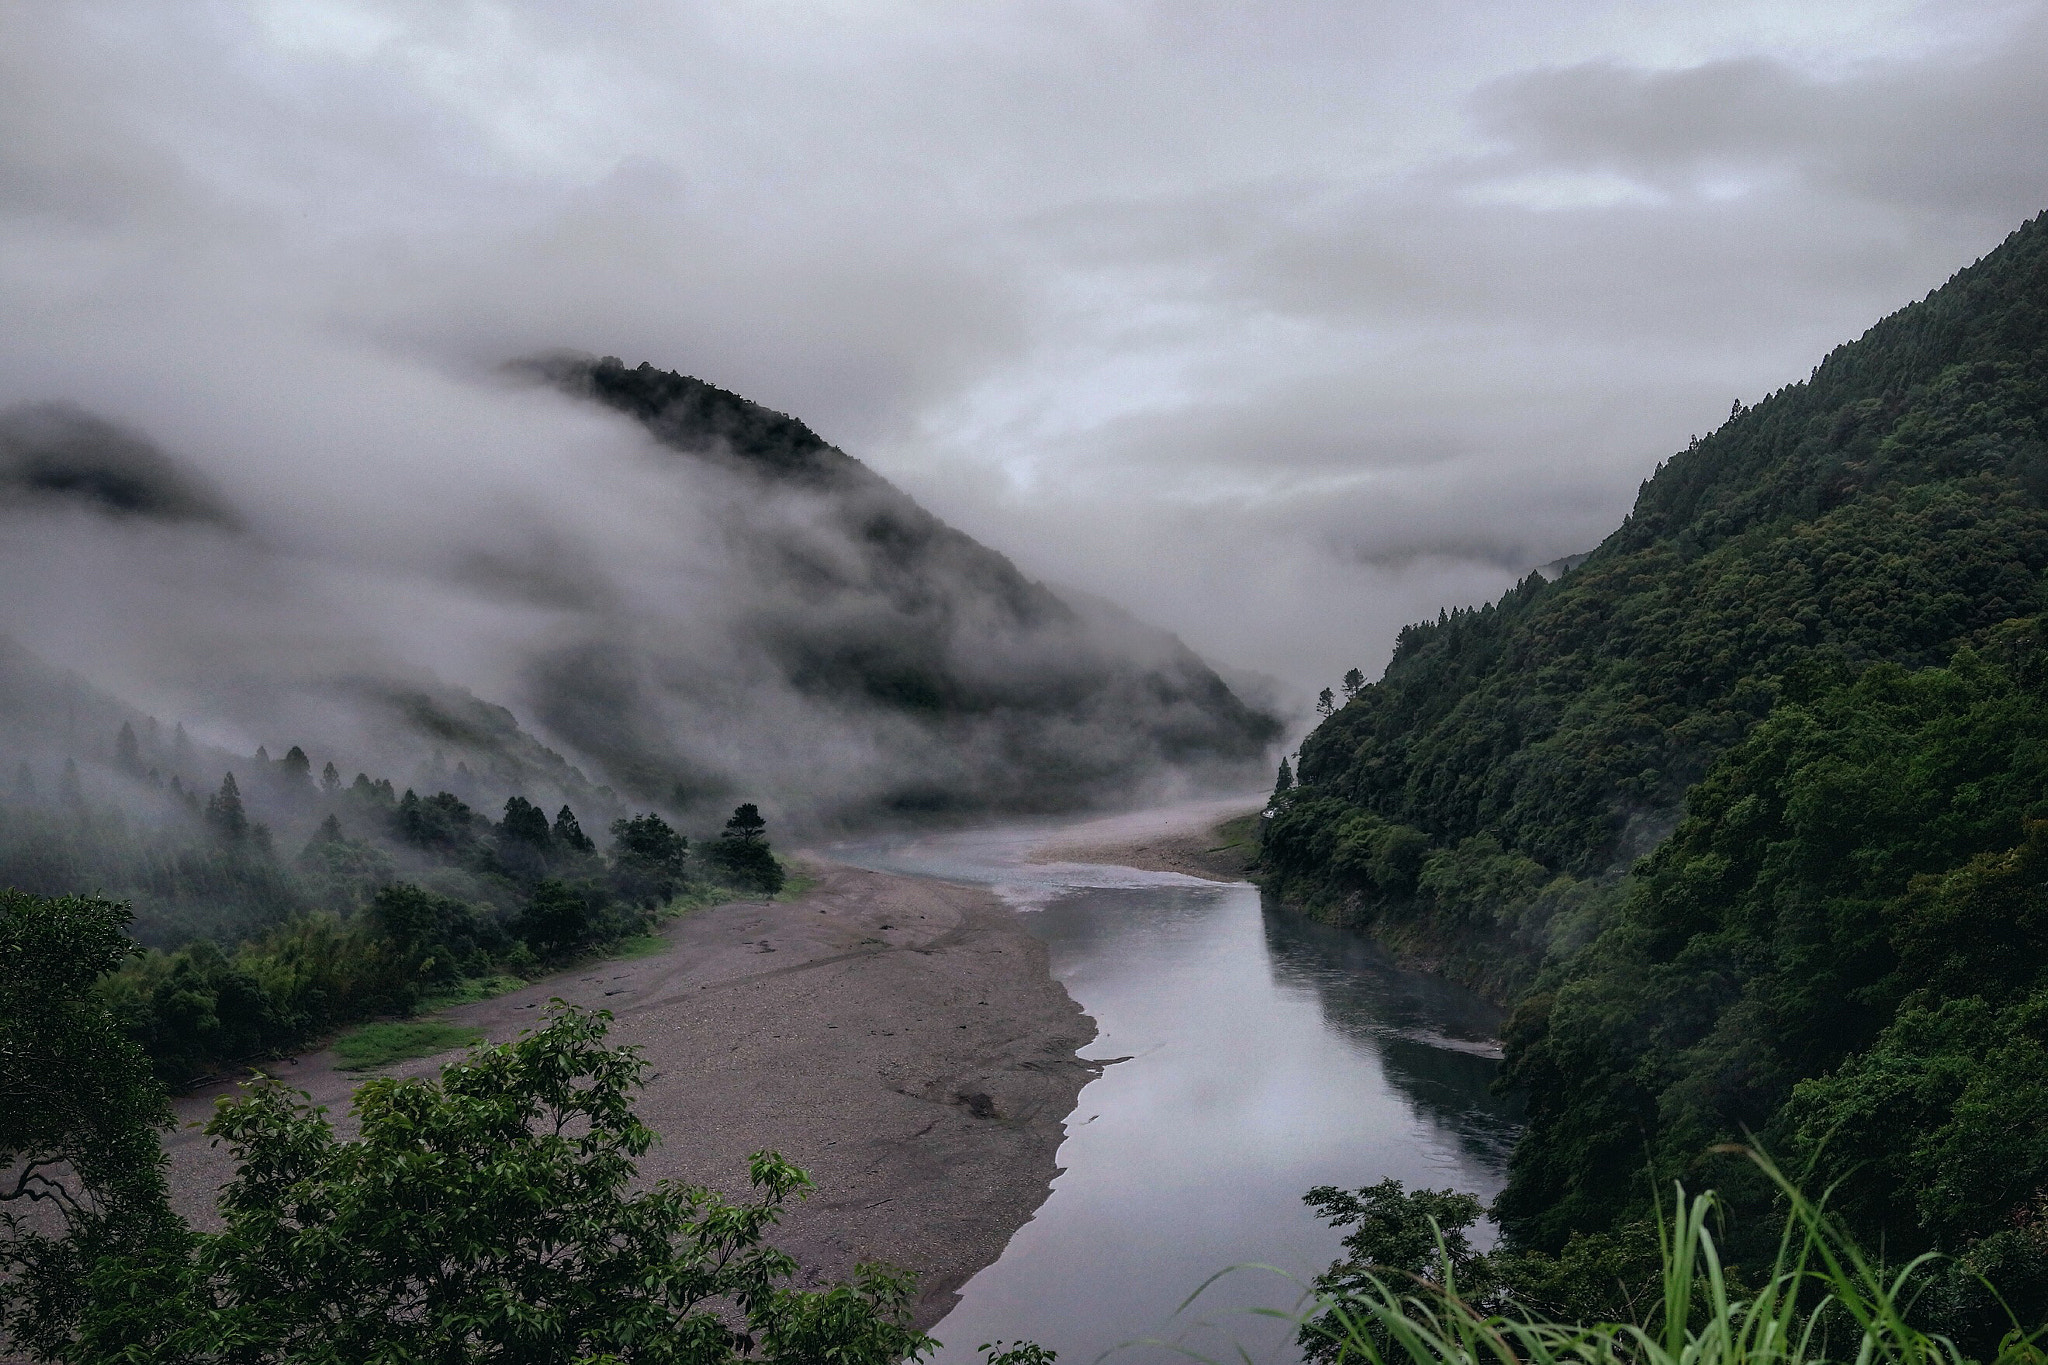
[162, 862, 1098, 1332]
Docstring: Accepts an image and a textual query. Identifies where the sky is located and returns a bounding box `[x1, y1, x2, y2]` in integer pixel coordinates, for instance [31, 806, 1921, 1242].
[4, 0, 2047, 718]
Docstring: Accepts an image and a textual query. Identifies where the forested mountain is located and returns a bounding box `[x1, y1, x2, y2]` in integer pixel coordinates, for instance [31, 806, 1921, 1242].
[1261, 211, 2048, 1341]
[0, 359, 1276, 838]
[526, 354, 1280, 815]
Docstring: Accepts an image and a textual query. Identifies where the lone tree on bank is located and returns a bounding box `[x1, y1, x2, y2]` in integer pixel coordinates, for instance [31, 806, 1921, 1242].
[708, 803, 784, 894]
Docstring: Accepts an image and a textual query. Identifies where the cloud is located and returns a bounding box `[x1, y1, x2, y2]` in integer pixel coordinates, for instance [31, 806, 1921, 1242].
[0, 0, 2044, 765]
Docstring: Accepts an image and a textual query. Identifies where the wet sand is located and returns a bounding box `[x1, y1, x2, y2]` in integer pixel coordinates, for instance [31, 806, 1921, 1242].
[1027, 799, 1262, 882]
[162, 863, 1098, 1331]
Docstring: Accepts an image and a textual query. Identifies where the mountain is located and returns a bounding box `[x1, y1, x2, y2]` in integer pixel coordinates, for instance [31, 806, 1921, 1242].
[0, 358, 1276, 846]
[524, 354, 1280, 818]
[1260, 211, 2048, 1340]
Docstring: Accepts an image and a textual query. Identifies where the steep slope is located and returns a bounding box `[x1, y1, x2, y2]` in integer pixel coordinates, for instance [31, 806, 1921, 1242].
[1261, 210, 2048, 1341]
[529, 355, 1280, 818]
[1263, 210, 2048, 989]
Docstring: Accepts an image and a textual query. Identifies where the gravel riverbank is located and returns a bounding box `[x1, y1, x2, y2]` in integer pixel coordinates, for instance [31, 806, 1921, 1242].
[162, 862, 1097, 1332]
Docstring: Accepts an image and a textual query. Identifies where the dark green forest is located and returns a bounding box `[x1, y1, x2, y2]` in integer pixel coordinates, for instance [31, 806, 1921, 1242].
[1263, 210, 2048, 1343]
[0, 726, 786, 1087]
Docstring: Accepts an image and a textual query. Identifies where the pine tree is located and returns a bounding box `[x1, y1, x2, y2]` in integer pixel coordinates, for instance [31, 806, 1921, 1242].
[281, 746, 312, 787]
[1316, 687, 1335, 718]
[321, 761, 341, 794]
[553, 805, 595, 854]
[498, 797, 551, 849]
[115, 722, 143, 776]
[722, 803, 768, 845]
[1340, 668, 1364, 701]
[206, 772, 248, 843]
[1275, 758, 1294, 794]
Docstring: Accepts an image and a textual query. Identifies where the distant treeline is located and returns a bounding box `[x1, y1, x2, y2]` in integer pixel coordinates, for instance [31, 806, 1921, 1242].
[1259, 209, 2048, 1350]
[2, 728, 786, 1085]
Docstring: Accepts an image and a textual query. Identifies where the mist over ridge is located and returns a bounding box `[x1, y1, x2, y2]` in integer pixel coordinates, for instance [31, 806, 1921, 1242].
[0, 354, 1279, 838]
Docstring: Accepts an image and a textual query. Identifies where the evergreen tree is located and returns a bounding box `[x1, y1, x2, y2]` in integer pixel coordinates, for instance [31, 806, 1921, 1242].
[115, 723, 142, 777]
[607, 813, 689, 907]
[1275, 758, 1294, 794]
[280, 746, 312, 788]
[1316, 687, 1335, 718]
[171, 723, 194, 777]
[497, 796, 551, 849]
[320, 761, 341, 794]
[1340, 668, 1364, 701]
[723, 803, 768, 845]
[205, 773, 247, 844]
[552, 805, 595, 854]
[710, 804, 783, 894]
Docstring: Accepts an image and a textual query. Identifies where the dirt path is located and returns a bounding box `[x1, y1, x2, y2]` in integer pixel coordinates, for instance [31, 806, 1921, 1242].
[163, 863, 1097, 1331]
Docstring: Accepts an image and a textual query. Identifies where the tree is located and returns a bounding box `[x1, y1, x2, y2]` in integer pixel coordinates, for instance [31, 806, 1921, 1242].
[319, 761, 341, 794]
[1340, 668, 1364, 701]
[609, 813, 689, 907]
[498, 796, 551, 849]
[723, 803, 768, 845]
[708, 805, 783, 895]
[0, 891, 177, 1361]
[204, 773, 246, 843]
[1297, 1178, 1500, 1363]
[68, 1005, 934, 1364]
[513, 879, 593, 960]
[279, 746, 312, 788]
[1316, 687, 1335, 718]
[553, 805, 595, 854]
[1275, 758, 1294, 794]
[114, 723, 142, 777]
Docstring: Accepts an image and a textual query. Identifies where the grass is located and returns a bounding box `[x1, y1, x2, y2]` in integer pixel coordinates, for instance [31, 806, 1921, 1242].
[1173, 1148, 2040, 1365]
[774, 865, 819, 902]
[1206, 811, 1263, 849]
[416, 973, 528, 1012]
[332, 1020, 486, 1071]
[611, 932, 670, 959]
[332, 875, 811, 1073]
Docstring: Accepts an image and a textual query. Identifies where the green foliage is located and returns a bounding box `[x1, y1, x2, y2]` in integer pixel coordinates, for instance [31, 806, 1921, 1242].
[1290, 1151, 2044, 1365]
[0, 890, 176, 1361]
[610, 811, 689, 907]
[1299, 1180, 1500, 1362]
[1493, 635, 2048, 1343]
[60, 1004, 935, 1364]
[705, 803, 786, 895]
[330, 1019, 485, 1071]
[1263, 212, 2048, 988]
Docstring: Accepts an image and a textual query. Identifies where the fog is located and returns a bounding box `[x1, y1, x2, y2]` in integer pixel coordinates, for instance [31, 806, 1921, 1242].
[3, 0, 2046, 784]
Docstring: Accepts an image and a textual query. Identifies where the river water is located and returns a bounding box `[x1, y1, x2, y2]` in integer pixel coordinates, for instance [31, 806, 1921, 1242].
[828, 813, 1523, 1364]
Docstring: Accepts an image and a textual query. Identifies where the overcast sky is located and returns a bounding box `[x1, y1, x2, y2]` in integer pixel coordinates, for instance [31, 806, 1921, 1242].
[5, 0, 2046, 716]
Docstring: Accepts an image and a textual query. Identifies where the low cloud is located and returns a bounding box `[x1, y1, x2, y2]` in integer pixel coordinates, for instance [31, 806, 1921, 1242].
[1, 0, 2044, 763]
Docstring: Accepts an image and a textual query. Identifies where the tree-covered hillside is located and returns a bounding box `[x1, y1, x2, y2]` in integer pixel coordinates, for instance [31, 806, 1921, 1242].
[1262, 210, 2048, 1342]
[1264, 210, 2048, 993]
[534, 355, 1281, 816]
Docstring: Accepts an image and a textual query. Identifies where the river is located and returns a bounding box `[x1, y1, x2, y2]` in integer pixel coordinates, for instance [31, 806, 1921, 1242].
[828, 814, 1524, 1364]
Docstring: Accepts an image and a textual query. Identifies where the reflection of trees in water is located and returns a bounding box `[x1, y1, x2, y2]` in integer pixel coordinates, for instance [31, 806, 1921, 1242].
[1259, 899, 1525, 1176]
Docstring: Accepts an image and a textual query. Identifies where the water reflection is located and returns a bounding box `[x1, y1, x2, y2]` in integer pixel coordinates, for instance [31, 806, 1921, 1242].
[1260, 907, 1524, 1176]
[825, 821, 1523, 1364]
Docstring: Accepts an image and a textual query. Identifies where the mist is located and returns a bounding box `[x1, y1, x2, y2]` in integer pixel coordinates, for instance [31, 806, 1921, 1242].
[4, 0, 2047, 774]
